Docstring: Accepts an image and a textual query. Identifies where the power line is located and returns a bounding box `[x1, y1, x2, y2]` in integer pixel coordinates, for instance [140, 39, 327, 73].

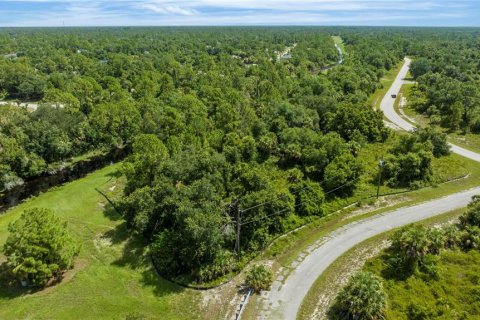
[240, 171, 352, 214]
[239, 171, 372, 226]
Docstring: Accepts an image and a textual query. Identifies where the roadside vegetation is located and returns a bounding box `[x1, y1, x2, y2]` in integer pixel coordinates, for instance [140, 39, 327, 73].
[399, 83, 480, 154]
[327, 197, 480, 319]
[1, 27, 480, 319]
[245, 265, 273, 293]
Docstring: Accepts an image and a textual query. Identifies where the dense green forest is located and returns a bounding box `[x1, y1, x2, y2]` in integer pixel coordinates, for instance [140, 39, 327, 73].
[0, 27, 475, 284]
[408, 29, 480, 132]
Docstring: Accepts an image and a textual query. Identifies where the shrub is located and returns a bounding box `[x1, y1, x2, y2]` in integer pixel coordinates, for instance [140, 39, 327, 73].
[416, 127, 450, 158]
[407, 303, 435, 320]
[442, 224, 462, 249]
[333, 271, 387, 320]
[460, 195, 480, 228]
[3, 208, 79, 287]
[323, 153, 363, 196]
[245, 264, 273, 293]
[293, 180, 325, 216]
[461, 226, 480, 250]
[390, 225, 430, 273]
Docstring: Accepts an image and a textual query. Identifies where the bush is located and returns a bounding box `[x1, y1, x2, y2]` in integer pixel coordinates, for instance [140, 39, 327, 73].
[293, 180, 325, 216]
[333, 271, 387, 320]
[383, 134, 434, 188]
[3, 208, 79, 287]
[388, 224, 458, 280]
[407, 303, 435, 320]
[460, 195, 480, 228]
[461, 226, 480, 250]
[245, 264, 273, 293]
[323, 153, 363, 196]
[416, 128, 450, 158]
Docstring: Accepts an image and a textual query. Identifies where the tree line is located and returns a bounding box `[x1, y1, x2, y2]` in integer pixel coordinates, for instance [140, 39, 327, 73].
[0, 27, 459, 284]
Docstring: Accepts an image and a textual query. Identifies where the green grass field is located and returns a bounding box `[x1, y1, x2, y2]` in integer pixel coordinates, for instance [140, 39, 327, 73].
[0, 164, 201, 320]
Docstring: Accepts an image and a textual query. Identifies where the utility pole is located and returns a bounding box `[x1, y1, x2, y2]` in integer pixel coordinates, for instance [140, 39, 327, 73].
[377, 158, 385, 200]
[235, 208, 242, 256]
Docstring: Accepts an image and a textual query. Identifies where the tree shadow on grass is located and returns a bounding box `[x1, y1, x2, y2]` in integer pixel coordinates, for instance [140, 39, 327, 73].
[0, 262, 45, 299]
[326, 303, 347, 320]
[105, 223, 185, 297]
[102, 220, 130, 245]
[106, 169, 123, 179]
[140, 264, 186, 298]
[102, 202, 123, 221]
[0, 262, 24, 299]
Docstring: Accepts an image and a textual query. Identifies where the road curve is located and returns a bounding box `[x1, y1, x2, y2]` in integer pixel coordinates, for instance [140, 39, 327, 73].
[261, 186, 480, 320]
[259, 57, 480, 320]
[380, 57, 480, 163]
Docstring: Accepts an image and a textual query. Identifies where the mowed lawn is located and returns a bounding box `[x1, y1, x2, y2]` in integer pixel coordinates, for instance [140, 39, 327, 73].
[0, 164, 201, 320]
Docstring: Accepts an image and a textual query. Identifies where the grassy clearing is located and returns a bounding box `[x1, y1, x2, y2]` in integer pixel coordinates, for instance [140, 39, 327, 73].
[366, 248, 480, 319]
[364, 215, 480, 319]
[450, 133, 480, 155]
[0, 164, 202, 320]
[298, 208, 466, 320]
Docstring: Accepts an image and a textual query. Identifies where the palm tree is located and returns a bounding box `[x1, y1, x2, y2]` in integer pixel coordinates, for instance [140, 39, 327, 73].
[442, 224, 462, 249]
[335, 271, 387, 320]
[427, 228, 446, 254]
[390, 225, 430, 271]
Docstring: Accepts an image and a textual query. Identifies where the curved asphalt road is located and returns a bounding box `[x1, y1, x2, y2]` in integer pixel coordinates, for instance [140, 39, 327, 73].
[259, 58, 480, 320]
[380, 57, 480, 163]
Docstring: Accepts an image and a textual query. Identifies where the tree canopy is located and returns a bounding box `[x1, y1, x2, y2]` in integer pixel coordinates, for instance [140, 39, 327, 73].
[3, 208, 79, 287]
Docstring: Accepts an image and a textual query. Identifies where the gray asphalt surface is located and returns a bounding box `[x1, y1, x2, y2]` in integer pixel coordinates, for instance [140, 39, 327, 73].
[380, 58, 480, 163]
[260, 57, 480, 320]
[262, 186, 480, 320]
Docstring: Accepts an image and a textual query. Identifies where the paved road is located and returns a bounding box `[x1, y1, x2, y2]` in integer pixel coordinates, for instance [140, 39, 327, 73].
[261, 186, 480, 320]
[259, 57, 480, 320]
[380, 57, 480, 163]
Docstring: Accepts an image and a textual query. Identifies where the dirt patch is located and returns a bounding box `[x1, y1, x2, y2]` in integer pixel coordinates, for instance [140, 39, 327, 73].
[341, 196, 410, 221]
[37, 258, 88, 296]
[93, 232, 113, 251]
[200, 275, 243, 320]
[308, 241, 389, 320]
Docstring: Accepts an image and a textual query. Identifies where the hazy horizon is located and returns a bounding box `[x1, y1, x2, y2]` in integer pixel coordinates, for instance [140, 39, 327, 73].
[1, 0, 479, 27]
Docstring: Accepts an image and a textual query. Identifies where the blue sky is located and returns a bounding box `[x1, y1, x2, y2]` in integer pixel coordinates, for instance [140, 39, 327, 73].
[0, 0, 478, 27]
